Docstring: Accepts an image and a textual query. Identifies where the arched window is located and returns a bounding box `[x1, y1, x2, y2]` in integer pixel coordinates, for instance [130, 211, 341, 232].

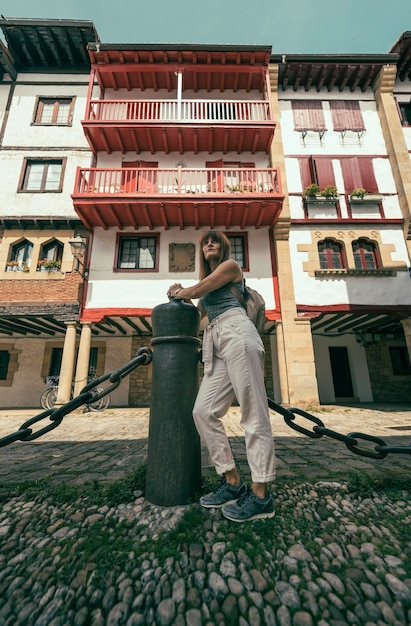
[37, 239, 64, 271]
[8, 239, 33, 268]
[318, 239, 345, 269]
[352, 238, 380, 270]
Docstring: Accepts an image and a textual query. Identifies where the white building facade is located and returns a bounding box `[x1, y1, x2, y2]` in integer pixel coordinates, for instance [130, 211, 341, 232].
[0, 19, 410, 408]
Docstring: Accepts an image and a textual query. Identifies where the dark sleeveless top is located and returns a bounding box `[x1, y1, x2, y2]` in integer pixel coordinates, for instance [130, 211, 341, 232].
[200, 280, 244, 323]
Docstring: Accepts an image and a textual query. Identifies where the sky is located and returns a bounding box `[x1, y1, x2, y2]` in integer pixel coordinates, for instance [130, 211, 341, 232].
[0, 0, 409, 55]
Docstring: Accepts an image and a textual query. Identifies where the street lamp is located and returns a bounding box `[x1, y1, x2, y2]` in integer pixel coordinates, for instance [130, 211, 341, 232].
[68, 235, 87, 277]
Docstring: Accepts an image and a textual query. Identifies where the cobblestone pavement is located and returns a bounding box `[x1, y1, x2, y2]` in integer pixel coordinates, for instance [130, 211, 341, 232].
[1, 403, 410, 626]
[0, 403, 410, 485]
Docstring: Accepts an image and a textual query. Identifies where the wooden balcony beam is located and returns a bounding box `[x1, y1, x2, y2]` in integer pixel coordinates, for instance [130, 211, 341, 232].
[177, 204, 184, 230]
[177, 129, 184, 154]
[241, 204, 249, 229]
[98, 128, 112, 154]
[226, 203, 233, 229]
[256, 204, 266, 228]
[161, 129, 169, 154]
[129, 128, 141, 153]
[114, 128, 126, 154]
[124, 204, 139, 230]
[107, 205, 123, 230]
[94, 206, 109, 230]
[145, 128, 155, 153]
[142, 204, 153, 229]
[160, 203, 168, 230]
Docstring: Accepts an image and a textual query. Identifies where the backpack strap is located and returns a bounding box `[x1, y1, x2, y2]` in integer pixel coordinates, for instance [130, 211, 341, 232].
[228, 282, 246, 309]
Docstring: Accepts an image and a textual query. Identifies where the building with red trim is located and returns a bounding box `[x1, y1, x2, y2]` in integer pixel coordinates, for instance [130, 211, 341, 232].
[0, 18, 410, 407]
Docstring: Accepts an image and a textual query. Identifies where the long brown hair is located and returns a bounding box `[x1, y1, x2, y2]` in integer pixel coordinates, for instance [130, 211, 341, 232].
[199, 230, 231, 279]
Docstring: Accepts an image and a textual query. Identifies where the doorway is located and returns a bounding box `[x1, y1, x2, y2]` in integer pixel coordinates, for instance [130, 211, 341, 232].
[329, 346, 354, 399]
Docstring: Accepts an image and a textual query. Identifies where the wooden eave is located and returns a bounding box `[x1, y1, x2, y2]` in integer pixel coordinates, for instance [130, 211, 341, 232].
[272, 53, 399, 92]
[0, 17, 99, 71]
[390, 31, 411, 81]
[71, 195, 284, 231]
[87, 45, 271, 92]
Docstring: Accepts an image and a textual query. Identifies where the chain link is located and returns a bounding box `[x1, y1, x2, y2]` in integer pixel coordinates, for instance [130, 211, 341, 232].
[0, 348, 152, 448]
[267, 398, 411, 458]
[1, 350, 410, 460]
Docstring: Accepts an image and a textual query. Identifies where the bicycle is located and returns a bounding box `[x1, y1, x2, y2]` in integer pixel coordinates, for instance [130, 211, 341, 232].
[40, 375, 110, 412]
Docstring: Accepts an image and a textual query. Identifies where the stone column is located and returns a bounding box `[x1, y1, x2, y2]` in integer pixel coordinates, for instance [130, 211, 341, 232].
[268, 62, 320, 406]
[56, 321, 77, 406]
[373, 64, 411, 262]
[73, 322, 92, 398]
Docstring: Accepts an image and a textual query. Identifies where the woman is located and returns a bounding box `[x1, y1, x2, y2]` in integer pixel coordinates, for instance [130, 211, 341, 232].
[167, 230, 276, 522]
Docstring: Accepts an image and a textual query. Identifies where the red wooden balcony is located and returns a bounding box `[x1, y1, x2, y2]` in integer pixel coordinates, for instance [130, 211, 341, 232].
[72, 167, 284, 230]
[82, 98, 275, 154]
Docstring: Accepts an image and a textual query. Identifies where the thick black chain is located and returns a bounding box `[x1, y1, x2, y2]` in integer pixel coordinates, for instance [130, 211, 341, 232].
[1, 349, 410, 460]
[267, 399, 411, 459]
[0, 348, 152, 448]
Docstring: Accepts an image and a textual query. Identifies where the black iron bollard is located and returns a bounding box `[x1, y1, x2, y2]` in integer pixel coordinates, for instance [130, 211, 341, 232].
[145, 298, 202, 506]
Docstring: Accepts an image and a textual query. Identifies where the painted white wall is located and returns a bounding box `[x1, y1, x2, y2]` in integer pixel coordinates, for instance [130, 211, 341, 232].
[85, 226, 277, 311]
[279, 89, 387, 156]
[289, 227, 411, 307]
[0, 150, 93, 218]
[2, 79, 90, 148]
[0, 83, 11, 129]
[313, 334, 373, 403]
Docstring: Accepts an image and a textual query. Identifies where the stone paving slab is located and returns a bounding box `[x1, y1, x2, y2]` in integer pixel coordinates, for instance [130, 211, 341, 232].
[0, 404, 410, 486]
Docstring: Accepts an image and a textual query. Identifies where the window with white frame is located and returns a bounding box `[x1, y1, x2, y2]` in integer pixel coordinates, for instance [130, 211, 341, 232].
[37, 239, 64, 270]
[117, 235, 158, 270]
[8, 239, 33, 269]
[19, 158, 65, 192]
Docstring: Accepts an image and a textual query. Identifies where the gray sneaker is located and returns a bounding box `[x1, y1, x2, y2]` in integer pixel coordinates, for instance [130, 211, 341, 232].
[222, 486, 275, 522]
[200, 477, 246, 509]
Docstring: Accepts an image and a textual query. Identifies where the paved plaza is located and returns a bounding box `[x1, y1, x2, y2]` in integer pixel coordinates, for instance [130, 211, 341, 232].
[0, 403, 410, 486]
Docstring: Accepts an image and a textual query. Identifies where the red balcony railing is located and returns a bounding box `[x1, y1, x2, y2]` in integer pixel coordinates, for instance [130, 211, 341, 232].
[75, 167, 280, 196]
[86, 99, 272, 123]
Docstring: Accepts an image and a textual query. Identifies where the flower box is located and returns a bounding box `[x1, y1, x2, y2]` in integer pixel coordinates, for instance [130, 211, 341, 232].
[349, 194, 383, 204]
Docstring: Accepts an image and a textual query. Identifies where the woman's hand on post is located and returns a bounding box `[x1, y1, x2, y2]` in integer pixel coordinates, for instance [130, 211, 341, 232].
[167, 283, 183, 299]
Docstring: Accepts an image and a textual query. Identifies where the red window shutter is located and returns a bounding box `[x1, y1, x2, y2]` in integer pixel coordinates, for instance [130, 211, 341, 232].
[307, 101, 326, 130]
[299, 157, 312, 189]
[292, 102, 307, 131]
[292, 101, 326, 131]
[330, 101, 346, 131]
[314, 158, 335, 189]
[206, 159, 224, 191]
[358, 158, 378, 193]
[330, 101, 364, 131]
[341, 158, 378, 193]
[137, 160, 158, 193]
[121, 160, 140, 192]
[340, 159, 359, 193]
[346, 101, 365, 130]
